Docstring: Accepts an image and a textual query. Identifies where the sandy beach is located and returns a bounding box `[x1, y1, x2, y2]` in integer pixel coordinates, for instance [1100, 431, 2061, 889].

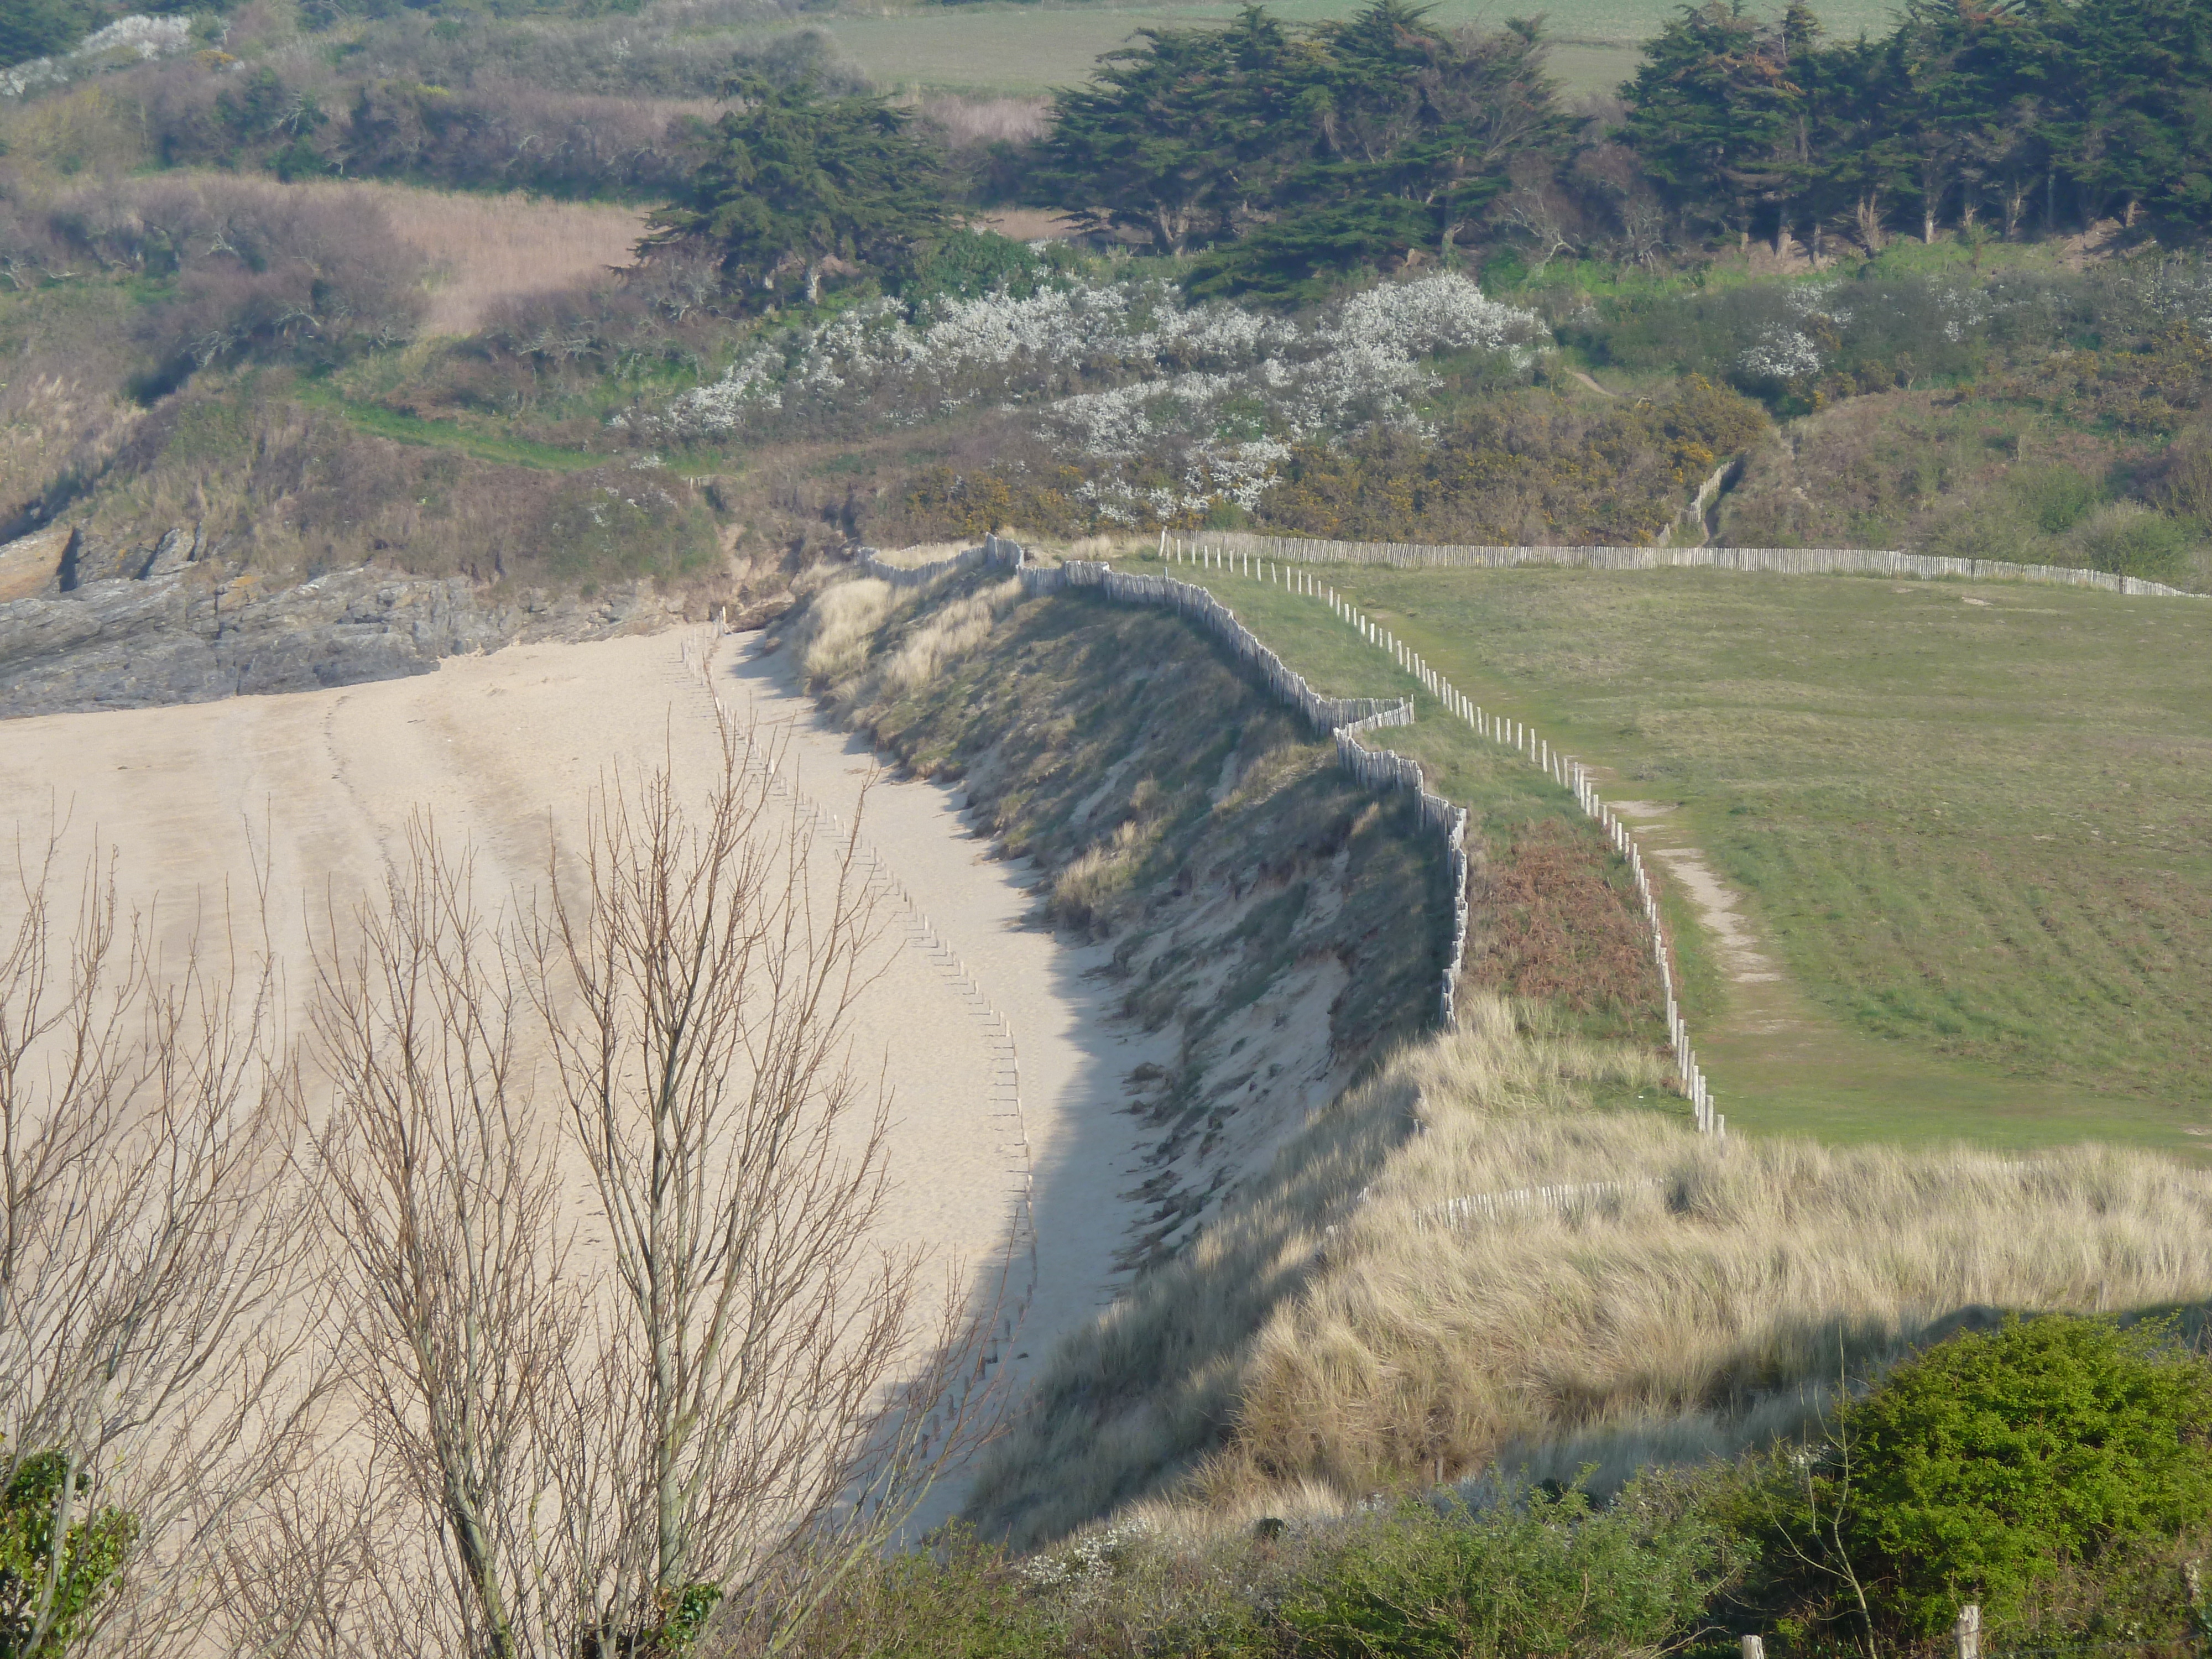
[0, 625, 1149, 1514]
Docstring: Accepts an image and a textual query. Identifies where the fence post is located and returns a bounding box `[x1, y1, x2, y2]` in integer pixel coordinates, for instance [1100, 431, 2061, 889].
[1955, 1604, 1981, 1659]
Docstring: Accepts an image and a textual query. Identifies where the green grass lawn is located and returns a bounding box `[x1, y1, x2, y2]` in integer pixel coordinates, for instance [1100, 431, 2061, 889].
[786, 0, 1897, 96]
[1112, 547, 2212, 1157]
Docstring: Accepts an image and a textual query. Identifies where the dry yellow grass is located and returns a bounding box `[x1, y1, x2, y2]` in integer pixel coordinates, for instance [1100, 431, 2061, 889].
[799, 577, 895, 684]
[968, 995, 2212, 1546]
[280, 179, 653, 335]
[0, 370, 142, 540]
[791, 560, 1031, 698]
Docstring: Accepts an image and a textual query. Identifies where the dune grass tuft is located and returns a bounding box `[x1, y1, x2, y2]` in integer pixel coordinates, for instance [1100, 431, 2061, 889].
[973, 995, 2212, 1547]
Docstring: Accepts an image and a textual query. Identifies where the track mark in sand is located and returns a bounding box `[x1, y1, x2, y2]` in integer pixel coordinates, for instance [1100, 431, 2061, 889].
[672, 629, 1037, 1457]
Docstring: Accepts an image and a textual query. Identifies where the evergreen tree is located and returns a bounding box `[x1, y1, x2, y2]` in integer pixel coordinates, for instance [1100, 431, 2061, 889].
[645, 75, 947, 305]
[0, 0, 91, 71]
[1029, 10, 1295, 257]
[2056, 0, 2212, 226]
[1620, 2, 1806, 246]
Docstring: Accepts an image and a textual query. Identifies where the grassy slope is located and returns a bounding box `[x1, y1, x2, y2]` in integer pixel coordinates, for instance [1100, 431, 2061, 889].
[1109, 548, 2212, 1155]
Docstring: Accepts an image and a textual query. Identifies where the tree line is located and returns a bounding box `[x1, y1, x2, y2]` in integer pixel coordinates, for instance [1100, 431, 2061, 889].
[649, 0, 2212, 306]
[1627, 0, 2212, 255]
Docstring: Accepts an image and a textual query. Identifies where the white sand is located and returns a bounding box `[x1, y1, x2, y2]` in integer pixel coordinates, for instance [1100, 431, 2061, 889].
[0, 627, 1150, 1517]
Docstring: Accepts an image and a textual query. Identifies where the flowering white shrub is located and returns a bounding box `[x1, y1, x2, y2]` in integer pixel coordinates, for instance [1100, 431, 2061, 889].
[2, 15, 194, 98]
[639, 272, 1546, 523]
[2126, 257, 2212, 334]
[1016, 1517, 1157, 1599]
[1737, 282, 1850, 383]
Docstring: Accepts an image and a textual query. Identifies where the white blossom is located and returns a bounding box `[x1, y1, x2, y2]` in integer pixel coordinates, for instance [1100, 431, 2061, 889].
[3, 14, 193, 97]
[638, 270, 1547, 520]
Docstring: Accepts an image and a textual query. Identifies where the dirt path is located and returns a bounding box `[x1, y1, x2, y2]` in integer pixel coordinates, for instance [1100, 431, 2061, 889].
[1604, 798, 1814, 1045]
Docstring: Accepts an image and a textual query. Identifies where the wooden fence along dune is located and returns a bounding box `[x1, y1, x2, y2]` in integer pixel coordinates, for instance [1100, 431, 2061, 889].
[849, 537, 1481, 1108]
[1158, 535, 1720, 1136]
[1010, 549, 1474, 1036]
[1188, 531, 2211, 599]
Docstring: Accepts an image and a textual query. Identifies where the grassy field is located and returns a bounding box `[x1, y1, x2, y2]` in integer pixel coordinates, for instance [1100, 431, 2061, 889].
[1100, 546, 2212, 1157]
[776, 0, 1899, 96]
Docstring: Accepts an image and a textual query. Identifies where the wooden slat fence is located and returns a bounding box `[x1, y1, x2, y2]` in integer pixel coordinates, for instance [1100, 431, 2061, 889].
[1013, 550, 1471, 1026]
[1162, 535, 1723, 1136]
[1187, 530, 2209, 598]
[854, 536, 1026, 589]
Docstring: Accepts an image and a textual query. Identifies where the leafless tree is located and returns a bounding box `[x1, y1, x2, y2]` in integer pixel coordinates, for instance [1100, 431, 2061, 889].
[0, 826, 322, 1658]
[524, 719, 965, 1655]
[210, 1455, 441, 1659]
[302, 820, 583, 1659]
[259, 723, 1003, 1659]
[1496, 184, 1574, 275]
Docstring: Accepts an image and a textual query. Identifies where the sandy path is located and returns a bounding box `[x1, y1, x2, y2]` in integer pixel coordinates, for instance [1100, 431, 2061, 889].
[0, 628, 1146, 1515]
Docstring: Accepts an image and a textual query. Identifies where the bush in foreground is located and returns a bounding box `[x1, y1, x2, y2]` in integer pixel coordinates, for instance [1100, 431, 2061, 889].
[1747, 1317, 2212, 1644]
[771, 1314, 2212, 1658]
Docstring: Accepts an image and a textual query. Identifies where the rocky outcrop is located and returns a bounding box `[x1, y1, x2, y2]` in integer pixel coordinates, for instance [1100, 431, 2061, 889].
[0, 522, 690, 720]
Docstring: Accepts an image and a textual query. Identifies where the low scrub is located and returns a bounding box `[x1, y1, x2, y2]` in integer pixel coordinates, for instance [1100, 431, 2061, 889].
[1262, 375, 1765, 546]
[1717, 388, 2210, 587]
[71, 380, 718, 588]
[771, 1306, 2212, 1658]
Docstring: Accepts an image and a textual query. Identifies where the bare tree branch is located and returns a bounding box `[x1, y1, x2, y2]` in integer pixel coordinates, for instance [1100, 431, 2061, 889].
[0, 818, 324, 1658]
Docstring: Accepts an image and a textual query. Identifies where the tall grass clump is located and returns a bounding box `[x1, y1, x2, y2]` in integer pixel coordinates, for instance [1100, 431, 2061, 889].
[785, 564, 1030, 702]
[969, 996, 2212, 1548]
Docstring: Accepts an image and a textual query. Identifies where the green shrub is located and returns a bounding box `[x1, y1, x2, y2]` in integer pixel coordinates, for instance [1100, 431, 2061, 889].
[776, 1535, 1061, 1658]
[901, 229, 1055, 304]
[2011, 463, 2101, 533]
[2073, 504, 2194, 582]
[0, 1451, 138, 1658]
[1283, 1484, 1729, 1659]
[1757, 1317, 2212, 1640]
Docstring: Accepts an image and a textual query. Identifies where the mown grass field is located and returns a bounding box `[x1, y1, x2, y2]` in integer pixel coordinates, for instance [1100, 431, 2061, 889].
[1107, 547, 2212, 1156]
[784, 0, 1898, 96]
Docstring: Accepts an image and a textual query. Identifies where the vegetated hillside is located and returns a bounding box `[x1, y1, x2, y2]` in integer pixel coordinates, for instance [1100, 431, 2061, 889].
[774, 565, 1451, 1276]
[8, 0, 2212, 724]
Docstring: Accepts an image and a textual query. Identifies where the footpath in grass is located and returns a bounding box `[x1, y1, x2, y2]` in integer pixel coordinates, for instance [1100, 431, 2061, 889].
[294, 383, 604, 472]
[1113, 545, 2212, 1157]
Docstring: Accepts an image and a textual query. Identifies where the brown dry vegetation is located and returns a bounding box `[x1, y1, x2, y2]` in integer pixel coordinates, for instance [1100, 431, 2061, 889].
[284, 179, 653, 336]
[1718, 384, 2212, 588]
[968, 993, 2212, 1547]
[1266, 376, 1767, 546]
[1462, 818, 1665, 1018]
[71, 385, 719, 589]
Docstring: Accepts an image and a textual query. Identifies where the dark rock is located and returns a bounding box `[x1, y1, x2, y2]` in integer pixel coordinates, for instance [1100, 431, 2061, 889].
[1, 525, 687, 720]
